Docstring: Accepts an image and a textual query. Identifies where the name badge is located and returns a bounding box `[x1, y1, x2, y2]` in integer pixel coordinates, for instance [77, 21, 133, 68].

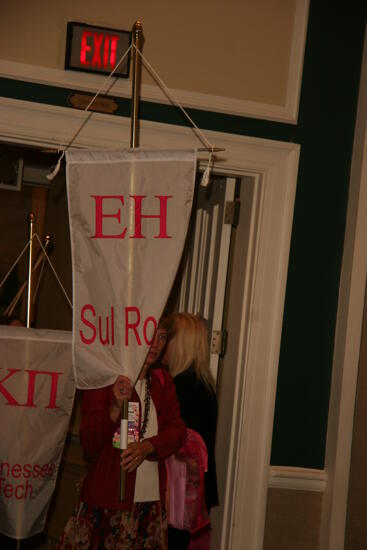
[128, 401, 140, 443]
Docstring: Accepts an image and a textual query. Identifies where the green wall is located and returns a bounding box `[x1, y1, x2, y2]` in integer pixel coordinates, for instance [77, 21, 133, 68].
[271, 2, 367, 468]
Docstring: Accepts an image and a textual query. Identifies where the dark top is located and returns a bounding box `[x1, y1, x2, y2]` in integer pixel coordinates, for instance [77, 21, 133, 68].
[173, 367, 219, 511]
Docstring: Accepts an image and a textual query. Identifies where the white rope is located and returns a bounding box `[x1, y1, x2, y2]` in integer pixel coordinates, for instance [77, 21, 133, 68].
[0, 241, 30, 291]
[34, 234, 73, 310]
[32, 255, 46, 304]
[46, 150, 65, 181]
[47, 41, 216, 186]
[0, 235, 73, 312]
[131, 44, 215, 187]
[132, 43, 214, 152]
[47, 44, 133, 181]
[200, 150, 213, 188]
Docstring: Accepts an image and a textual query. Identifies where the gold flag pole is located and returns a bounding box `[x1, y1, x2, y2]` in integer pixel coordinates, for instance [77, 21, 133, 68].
[15, 213, 35, 549]
[130, 20, 143, 149]
[16, 214, 36, 550]
[119, 19, 144, 502]
[5, 235, 54, 318]
[26, 213, 35, 328]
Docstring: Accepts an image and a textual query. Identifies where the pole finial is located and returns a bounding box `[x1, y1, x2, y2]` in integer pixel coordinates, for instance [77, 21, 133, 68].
[130, 21, 143, 148]
[132, 20, 143, 34]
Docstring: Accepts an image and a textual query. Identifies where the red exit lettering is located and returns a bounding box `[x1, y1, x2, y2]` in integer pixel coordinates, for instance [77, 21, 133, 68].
[80, 31, 120, 69]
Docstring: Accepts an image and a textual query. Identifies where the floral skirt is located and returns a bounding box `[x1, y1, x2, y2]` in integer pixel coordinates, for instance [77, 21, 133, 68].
[56, 501, 168, 550]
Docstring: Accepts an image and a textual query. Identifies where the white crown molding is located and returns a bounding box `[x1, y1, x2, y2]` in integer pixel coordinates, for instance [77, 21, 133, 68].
[284, 0, 310, 122]
[0, 1, 309, 124]
[269, 466, 327, 492]
[0, 95, 297, 163]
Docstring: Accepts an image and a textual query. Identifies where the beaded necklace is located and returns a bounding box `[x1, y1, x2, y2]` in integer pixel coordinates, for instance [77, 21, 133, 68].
[139, 376, 151, 439]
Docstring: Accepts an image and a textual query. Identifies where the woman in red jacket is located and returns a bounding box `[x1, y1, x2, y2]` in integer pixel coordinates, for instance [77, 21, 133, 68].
[57, 326, 186, 549]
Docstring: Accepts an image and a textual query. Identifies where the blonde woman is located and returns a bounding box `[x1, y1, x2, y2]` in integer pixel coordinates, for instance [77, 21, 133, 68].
[162, 313, 218, 549]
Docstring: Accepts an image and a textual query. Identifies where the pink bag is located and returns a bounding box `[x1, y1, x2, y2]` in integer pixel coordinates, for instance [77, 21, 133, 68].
[166, 429, 210, 534]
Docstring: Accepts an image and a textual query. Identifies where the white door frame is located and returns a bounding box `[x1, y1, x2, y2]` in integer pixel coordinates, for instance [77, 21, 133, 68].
[320, 22, 367, 550]
[0, 96, 299, 549]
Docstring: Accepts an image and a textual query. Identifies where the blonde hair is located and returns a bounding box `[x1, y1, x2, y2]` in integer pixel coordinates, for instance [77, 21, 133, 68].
[167, 313, 215, 391]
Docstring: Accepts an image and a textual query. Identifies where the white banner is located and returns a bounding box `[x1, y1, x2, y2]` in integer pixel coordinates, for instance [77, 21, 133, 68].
[66, 149, 196, 388]
[0, 326, 74, 539]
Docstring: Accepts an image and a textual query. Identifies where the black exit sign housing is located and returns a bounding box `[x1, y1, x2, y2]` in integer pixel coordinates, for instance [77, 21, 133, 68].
[65, 22, 131, 78]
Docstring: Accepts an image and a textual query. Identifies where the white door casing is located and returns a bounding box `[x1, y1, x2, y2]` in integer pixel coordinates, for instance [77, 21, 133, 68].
[177, 174, 236, 383]
[320, 23, 367, 550]
[0, 96, 299, 549]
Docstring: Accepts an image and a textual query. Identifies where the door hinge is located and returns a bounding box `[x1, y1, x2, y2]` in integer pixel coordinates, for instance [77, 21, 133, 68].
[224, 200, 240, 227]
[211, 329, 228, 356]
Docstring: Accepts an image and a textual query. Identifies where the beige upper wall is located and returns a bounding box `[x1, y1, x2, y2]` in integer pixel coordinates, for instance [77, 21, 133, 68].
[1, 0, 297, 106]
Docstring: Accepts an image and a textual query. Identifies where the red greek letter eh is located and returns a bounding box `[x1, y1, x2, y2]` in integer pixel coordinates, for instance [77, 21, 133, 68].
[91, 195, 172, 239]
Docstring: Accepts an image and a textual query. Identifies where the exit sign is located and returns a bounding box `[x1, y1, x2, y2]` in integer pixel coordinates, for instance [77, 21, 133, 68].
[65, 22, 131, 78]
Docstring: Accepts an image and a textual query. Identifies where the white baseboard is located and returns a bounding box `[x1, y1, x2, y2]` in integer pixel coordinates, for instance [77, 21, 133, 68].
[269, 466, 327, 492]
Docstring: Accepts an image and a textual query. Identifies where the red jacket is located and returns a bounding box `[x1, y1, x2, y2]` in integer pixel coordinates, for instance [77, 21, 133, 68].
[79, 368, 187, 510]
